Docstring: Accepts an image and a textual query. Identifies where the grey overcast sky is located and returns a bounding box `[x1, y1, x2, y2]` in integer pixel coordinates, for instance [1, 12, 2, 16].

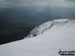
[0, 0, 75, 8]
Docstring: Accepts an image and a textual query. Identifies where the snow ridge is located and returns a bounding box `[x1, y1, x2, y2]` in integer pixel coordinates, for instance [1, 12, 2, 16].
[0, 19, 75, 56]
[27, 19, 75, 37]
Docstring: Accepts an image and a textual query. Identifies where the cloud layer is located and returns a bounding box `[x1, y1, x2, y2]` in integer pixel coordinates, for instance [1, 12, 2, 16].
[0, 0, 75, 8]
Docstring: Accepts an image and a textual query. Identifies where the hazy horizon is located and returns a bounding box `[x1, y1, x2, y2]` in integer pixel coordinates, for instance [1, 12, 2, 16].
[0, 0, 75, 8]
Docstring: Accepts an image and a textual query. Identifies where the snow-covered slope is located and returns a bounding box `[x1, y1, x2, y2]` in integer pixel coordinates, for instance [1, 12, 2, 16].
[27, 19, 75, 37]
[0, 19, 75, 56]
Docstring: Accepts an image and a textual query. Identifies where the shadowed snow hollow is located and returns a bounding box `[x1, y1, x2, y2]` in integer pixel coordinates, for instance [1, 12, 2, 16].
[0, 19, 75, 56]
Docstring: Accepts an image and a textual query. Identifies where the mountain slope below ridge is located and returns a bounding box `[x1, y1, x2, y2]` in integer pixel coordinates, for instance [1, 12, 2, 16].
[27, 19, 75, 37]
[0, 19, 75, 56]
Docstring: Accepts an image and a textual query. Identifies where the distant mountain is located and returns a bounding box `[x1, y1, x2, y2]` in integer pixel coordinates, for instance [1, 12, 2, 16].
[0, 6, 75, 44]
[0, 19, 75, 56]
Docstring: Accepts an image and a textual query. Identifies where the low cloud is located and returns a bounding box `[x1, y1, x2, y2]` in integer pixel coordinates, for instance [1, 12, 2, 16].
[67, 0, 75, 2]
[0, 0, 75, 8]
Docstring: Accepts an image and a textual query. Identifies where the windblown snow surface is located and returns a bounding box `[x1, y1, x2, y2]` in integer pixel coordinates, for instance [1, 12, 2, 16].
[0, 19, 75, 56]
